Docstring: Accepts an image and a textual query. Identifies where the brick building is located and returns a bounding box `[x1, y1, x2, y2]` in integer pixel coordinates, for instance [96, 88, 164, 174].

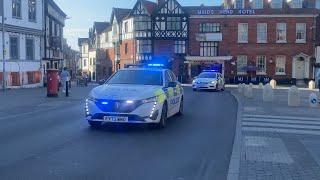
[83, 0, 320, 85]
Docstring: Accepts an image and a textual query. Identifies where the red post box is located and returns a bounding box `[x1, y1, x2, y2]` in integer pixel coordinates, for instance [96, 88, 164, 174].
[47, 69, 59, 97]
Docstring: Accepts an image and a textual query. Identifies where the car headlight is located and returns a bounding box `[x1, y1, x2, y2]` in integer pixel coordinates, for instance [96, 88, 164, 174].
[211, 80, 217, 84]
[192, 80, 196, 83]
[86, 94, 97, 102]
[142, 96, 157, 104]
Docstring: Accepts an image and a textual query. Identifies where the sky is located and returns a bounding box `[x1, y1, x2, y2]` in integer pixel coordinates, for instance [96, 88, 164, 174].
[54, 0, 221, 50]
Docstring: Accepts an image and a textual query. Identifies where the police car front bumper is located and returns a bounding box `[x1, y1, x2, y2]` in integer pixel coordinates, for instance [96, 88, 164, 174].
[193, 83, 217, 90]
[85, 99, 163, 124]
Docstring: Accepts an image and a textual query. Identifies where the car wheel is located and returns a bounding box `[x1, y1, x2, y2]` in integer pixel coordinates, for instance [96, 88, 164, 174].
[88, 121, 102, 128]
[157, 102, 167, 129]
[177, 97, 184, 116]
[221, 84, 225, 91]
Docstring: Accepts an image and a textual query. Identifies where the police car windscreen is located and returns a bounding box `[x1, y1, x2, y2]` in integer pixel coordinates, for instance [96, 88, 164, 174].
[198, 72, 217, 79]
[107, 70, 163, 86]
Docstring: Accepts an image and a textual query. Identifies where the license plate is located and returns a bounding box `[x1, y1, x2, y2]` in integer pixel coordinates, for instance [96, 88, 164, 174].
[103, 116, 128, 122]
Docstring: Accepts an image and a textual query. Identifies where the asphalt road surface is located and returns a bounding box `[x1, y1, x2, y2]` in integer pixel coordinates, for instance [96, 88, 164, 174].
[0, 86, 237, 180]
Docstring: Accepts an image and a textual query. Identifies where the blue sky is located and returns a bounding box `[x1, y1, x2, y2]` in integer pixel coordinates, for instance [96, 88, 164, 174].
[55, 0, 221, 50]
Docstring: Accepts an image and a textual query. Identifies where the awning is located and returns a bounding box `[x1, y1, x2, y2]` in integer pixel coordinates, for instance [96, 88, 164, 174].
[185, 56, 233, 63]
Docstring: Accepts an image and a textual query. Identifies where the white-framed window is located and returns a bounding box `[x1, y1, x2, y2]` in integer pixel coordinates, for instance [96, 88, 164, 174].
[12, 0, 21, 18]
[137, 40, 152, 54]
[238, 23, 248, 43]
[26, 38, 35, 60]
[200, 42, 218, 57]
[237, 55, 248, 75]
[135, 16, 152, 31]
[167, 17, 181, 31]
[270, 0, 283, 8]
[174, 41, 186, 54]
[10, 36, 19, 60]
[275, 56, 286, 75]
[256, 55, 266, 74]
[124, 22, 129, 33]
[296, 23, 306, 43]
[83, 59, 87, 67]
[252, 0, 264, 9]
[276, 23, 286, 43]
[199, 23, 220, 33]
[234, 0, 244, 9]
[257, 23, 267, 43]
[289, 0, 302, 8]
[28, 0, 36, 21]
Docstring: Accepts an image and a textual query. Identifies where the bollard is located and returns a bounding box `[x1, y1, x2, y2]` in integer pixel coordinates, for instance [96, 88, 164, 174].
[308, 80, 316, 90]
[270, 79, 277, 89]
[309, 93, 318, 108]
[244, 84, 253, 98]
[263, 84, 274, 102]
[288, 86, 300, 107]
[259, 82, 263, 88]
[66, 81, 69, 97]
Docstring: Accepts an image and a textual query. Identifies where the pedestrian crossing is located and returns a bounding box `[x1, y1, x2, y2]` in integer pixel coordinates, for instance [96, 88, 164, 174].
[242, 114, 320, 136]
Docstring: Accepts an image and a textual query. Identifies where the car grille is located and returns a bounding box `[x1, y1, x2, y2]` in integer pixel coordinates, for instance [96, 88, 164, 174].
[95, 99, 142, 113]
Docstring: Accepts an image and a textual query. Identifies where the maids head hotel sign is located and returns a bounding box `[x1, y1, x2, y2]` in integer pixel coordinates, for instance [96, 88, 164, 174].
[197, 9, 256, 15]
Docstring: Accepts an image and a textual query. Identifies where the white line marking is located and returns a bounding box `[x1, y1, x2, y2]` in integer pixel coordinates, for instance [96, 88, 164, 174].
[243, 122, 320, 130]
[242, 118, 320, 125]
[243, 127, 320, 136]
[242, 114, 320, 121]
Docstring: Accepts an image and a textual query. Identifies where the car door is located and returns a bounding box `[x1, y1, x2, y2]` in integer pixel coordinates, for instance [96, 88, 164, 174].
[168, 70, 181, 115]
[164, 71, 175, 116]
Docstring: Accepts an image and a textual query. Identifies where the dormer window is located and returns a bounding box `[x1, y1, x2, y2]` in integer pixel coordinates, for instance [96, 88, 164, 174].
[288, 0, 302, 8]
[270, 0, 283, 8]
[251, 0, 264, 9]
[234, 0, 245, 9]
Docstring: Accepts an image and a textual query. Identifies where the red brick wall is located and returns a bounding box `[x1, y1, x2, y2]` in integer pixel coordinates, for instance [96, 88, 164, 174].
[189, 16, 315, 79]
[119, 39, 135, 68]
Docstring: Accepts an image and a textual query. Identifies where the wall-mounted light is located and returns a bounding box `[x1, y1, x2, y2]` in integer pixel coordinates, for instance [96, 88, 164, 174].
[269, 58, 274, 64]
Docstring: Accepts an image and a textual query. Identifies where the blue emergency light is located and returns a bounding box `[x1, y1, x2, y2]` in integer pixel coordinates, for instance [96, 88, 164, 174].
[203, 69, 219, 72]
[147, 63, 165, 67]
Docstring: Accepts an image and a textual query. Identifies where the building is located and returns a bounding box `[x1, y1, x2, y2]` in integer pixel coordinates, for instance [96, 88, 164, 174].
[62, 38, 79, 79]
[42, 0, 66, 74]
[78, 38, 89, 76]
[82, 0, 320, 85]
[0, 0, 43, 88]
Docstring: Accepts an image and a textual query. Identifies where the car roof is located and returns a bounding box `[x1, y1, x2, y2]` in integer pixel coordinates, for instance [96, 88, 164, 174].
[118, 68, 167, 72]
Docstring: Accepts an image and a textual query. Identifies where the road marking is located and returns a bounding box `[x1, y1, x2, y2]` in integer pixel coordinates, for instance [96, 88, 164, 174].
[242, 114, 320, 136]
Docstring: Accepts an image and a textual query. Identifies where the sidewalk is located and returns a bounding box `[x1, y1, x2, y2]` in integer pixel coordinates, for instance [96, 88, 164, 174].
[229, 86, 320, 180]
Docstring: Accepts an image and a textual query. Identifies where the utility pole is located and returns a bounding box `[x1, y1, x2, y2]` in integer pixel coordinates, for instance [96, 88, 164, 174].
[1, 0, 5, 91]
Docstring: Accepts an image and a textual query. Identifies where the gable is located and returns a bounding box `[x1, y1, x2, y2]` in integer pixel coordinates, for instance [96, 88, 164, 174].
[158, 0, 185, 15]
[133, 1, 148, 15]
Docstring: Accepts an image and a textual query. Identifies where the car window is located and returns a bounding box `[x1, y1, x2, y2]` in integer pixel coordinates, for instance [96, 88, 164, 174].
[198, 72, 217, 78]
[168, 70, 177, 82]
[165, 71, 172, 85]
[107, 70, 163, 86]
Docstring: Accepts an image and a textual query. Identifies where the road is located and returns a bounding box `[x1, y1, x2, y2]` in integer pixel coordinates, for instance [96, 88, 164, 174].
[0, 86, 238, 180]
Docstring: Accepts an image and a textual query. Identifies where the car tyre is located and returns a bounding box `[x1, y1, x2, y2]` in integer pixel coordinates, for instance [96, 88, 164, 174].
[177, 97, 184, 116]
[88, 121, 102, 129]
[221, 84, 225, 91]
[157, 102, 167, 129]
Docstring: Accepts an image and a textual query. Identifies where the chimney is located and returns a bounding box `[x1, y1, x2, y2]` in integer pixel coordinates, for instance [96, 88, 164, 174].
[157, 0, 166, 5]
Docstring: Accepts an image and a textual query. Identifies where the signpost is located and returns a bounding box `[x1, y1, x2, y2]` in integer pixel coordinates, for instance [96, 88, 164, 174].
[1, 0, 5, 91]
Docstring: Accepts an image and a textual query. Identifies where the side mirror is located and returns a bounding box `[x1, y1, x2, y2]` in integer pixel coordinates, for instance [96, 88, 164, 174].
[168, 81, 177, 87]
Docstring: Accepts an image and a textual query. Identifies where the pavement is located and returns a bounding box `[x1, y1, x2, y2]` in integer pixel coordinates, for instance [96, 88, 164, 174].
[0, 85, 238, 180]
[229, 86, 320, 180]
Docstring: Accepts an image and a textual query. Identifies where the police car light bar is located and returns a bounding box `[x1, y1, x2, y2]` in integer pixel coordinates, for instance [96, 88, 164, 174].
[203, 69, 219, 72]
[147, 63, 165, 67]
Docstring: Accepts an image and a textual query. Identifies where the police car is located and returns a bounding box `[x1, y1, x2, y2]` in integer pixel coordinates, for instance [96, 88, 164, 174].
[192, 70, 225, 91]
[85, 64, 184, 128]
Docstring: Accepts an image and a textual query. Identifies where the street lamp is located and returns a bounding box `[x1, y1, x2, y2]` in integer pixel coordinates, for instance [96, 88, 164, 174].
[1, 0, 6, 91]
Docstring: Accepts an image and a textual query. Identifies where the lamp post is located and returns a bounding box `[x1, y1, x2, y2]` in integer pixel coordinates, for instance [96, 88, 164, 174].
[1, 0, 5, 91]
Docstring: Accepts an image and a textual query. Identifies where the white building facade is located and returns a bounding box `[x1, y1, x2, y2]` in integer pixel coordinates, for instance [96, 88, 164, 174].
[0, 0, 43, 88]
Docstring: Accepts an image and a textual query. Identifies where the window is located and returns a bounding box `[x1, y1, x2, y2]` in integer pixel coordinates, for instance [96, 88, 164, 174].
[26, 38, 34, 60]
[28, 0, 36, 21]
[256, 56, 266, 74]
[167, 17, 181, 31]
[124, 22, 129, 33]
[10, 36, 19, 60]
[200, 42, 218, 57]
[12, 0, 21, 18]
[257, 23, 267, 43]
[276, 23, 286, 43]
[84, 59, 87, 67]
[237, 56, 247, 75]
[234, 0, 244, 9]
[93, 58, 96, 65]
[125, 43, 128, 54]
[275, 56, 286, 75]
[270, 0, 283, 8]
[238, 23, 248, 43]
[174, 41, 186, 54]
[90, 58, 92, 66]
[296, 23, 306, 43]
[289, 0, 302, 8]
[252, 0, 264, 9]
[135, 16, 152, 31]
[199, 23, 220, 33]
[137, 40, 152, 54]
